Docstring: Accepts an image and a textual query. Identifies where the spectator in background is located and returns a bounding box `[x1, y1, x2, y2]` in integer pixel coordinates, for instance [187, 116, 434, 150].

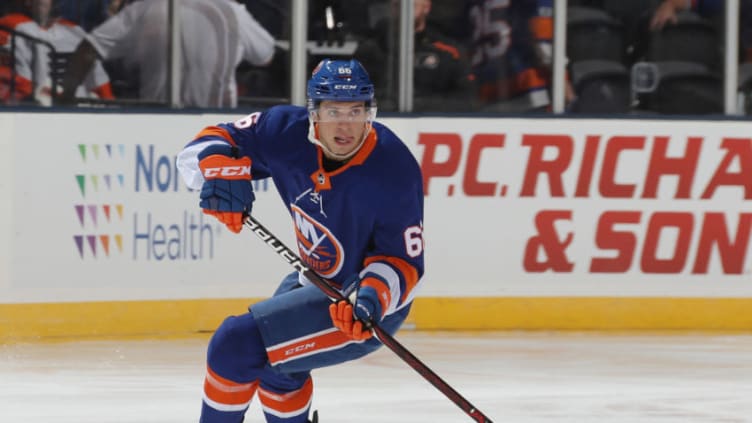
[467, 0, 573, 112]
[649, 0, 752, 61]
[60, 0, 275, 108]
[236, 0, 376, 107]
[240, 0, 373, 40]
[0, 0, 113, 105]
[354, 0, 475, 112]
[423, 0, 470, 42]
[649, 0, 723, 30]
[0, 1, 30, 104]
[468, 0, 548, 112]
[412, 0, 476, 111]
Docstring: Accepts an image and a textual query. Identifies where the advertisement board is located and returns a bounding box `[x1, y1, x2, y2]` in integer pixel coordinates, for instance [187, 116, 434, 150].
[388, 117, 752, 297]
[1, 112, 750, 337]
[4, 112, 293, 303]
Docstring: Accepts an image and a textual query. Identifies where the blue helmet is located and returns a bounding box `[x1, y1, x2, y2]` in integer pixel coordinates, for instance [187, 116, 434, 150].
[307, 59, 375, 105]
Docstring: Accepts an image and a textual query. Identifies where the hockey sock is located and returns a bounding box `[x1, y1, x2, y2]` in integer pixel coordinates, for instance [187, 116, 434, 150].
[200, 312, 268, 422]
[258, 376, 313, 423]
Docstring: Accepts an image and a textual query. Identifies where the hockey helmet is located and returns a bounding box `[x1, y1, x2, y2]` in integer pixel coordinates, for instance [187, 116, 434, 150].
[307, 58, 375, 106]
[305, 59, 376, 159]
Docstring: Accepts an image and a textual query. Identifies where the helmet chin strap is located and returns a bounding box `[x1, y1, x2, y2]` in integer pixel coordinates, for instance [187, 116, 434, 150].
[307, 120, 372, 162]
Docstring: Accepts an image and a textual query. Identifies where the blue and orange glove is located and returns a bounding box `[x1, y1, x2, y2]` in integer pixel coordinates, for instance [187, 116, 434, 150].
[329, 276, 391, 341]
[197, 144, 254, 233]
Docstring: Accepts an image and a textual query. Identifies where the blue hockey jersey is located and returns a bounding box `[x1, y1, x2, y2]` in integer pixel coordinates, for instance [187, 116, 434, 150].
[468, 0, 553, 110]
[177, 105, 425, 315]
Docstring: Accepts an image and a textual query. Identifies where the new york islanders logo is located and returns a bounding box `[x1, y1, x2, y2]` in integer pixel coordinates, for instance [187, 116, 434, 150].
[291, 204, 344, 277]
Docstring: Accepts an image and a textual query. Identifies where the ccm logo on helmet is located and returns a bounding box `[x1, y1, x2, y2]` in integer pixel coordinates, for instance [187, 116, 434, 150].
[202, 165, 251, 178]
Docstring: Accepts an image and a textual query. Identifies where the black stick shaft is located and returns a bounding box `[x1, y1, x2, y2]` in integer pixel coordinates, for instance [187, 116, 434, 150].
[244, 215, 494, 423]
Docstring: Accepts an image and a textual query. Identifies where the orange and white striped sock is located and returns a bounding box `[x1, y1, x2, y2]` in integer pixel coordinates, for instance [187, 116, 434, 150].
[258, 377, 313, 422]
[202, 365, 258, 413]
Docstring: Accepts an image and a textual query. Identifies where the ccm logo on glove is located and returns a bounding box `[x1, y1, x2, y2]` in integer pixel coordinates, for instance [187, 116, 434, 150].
[196, 144, 255, 234]
[200, 157, 251, 179]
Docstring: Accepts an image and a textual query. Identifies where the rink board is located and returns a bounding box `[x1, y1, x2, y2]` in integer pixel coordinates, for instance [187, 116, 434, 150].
[1, 112, 751, 340]
[2, 297, 752, 341]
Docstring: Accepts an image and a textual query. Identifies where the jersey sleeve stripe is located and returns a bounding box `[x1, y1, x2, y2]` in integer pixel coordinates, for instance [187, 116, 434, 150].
[176, 140, 232, 189]
[360, 274, 392, 316]
[362, 256, 420, 311]
[530, 16, 553, 40]
[432, 41, 460, 59]
[194, 126, 237, 146]
[360, 263, 400, 314]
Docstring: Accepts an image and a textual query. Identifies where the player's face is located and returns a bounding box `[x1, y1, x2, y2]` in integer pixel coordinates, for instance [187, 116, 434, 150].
[315, 101, 371, 160]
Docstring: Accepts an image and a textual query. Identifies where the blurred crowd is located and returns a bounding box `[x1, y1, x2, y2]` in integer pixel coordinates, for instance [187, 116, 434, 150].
[0, 0, 750, 114]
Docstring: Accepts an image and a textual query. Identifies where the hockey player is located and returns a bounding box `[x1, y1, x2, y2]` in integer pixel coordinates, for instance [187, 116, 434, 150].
[176, 58, 425, 423]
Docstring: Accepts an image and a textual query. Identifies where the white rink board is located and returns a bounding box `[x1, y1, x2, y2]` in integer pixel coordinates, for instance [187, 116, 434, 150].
[1, 112, 751, 303]
[386, 117, 752, 297]
[2, 112, 295, 303]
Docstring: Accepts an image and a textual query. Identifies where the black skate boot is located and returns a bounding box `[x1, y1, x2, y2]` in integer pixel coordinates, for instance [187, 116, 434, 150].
[308, 410, 318, 423]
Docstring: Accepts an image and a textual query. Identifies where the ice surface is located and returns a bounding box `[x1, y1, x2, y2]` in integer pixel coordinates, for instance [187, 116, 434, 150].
[1, 331, 751, 422]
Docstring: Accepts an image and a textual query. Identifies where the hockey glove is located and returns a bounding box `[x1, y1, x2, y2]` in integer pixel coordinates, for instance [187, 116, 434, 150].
[197, 144, 254, 233]
[329, 276, 390, 341]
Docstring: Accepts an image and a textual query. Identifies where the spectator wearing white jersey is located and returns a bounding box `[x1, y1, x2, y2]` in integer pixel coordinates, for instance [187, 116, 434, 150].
[60, 0, 275, 108]
[0, 0, 114, 105]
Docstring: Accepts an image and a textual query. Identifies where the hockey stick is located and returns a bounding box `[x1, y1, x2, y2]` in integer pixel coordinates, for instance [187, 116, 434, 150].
[244, 214, 494, 423]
